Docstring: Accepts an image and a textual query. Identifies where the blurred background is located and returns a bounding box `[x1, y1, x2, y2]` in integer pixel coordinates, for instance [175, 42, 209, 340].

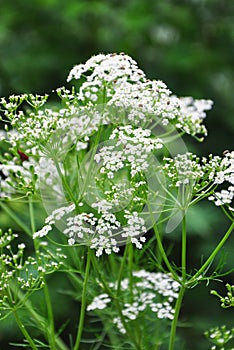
[0, 0, 233, 349]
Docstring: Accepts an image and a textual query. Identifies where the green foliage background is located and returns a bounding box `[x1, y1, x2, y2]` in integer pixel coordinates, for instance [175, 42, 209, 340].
[0, 0, 233, 349]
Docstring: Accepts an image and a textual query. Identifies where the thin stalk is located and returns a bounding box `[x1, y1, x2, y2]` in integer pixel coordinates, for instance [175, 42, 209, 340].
[28, 197, 36, 233]
[29, 197, 56, 350]
[154, 221, 163, 267]
[114, 300, 142, 350]
[113, 293, 143, 350]
[153, 224, 179, 282]
[1, 202, 68, 350]
[43, 280, 56, 350]
[116, 244, 129, 297]
[128, 243, 134, 301]
[221, 206, 234, 222]
[54, 159, 77, 205]
[181, 214, 187, 282]
[91, 247, 142, 350]
[0, 201, 31, 236]
[109, 253, 118, 277]
[13, 308, 38, 350]
[128, 244, 142, 347]
[73, 248, 91, 350]
[90, 253, 115, 298]
[168, 213, 187, 350]
[28, 197, 39, 251]
[188, 221, 234, 287]
[168, 285, 186, 350]
[12, 284, 69, 350]
[116, 244, 142, 350]
[77, 126, 103, 202]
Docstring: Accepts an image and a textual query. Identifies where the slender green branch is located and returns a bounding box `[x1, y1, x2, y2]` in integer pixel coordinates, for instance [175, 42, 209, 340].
[168, 212, 187, 350]
[168, 285, 186, 350]
[28, 197, 36, 233]
[117, 244, 129, 297]
[28, 196, 39, 251]
[187, 221, 234, 287]
[13, 308, 38, 350]
[153, 224, 179, 282]
[115, 244, 142, 350]
[127, 243, 142, 347]
[77, 126, 103, 203]
[0, 201, 31, 236]
[91, 250, 142, 349]
[54, 159, 77, 204]
[221, 206, 234, 222]
[74, 248, 91, 350]
[90, 253, 115, 298]
[128, 243, 134, 302]
[12, 283, 69, 350]
[181, 214, 187, 282]
[114, 297, 142, 350]
[29, 196, 56, 350]
[43, 279, 56, 350]
[90, 249, 142, 349]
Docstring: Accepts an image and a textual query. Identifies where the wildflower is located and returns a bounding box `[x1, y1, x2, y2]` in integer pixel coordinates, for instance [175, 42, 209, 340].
[87, 270, 180, 334]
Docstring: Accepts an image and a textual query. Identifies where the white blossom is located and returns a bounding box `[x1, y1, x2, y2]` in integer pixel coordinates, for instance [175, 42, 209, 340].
[87, 270, 180, 334]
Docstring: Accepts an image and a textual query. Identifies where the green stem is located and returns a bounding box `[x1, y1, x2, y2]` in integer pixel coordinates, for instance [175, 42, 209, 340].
[128, 243, 134, 302]
[90, 253, 115, 297]
[13, 308, 38, 350]
[116, 245, 142, 350]
[188, 221, 234, 287]
[153, 224, 179, 282]
[28, 197, 36, 233]
[77, 126, 103, 202]
[54, 159, 77, 205]
[73, 248, 91, 350]
[181, 214, 186, 282]
[1, 201, 68, 350]
[0, 201, 31, 236]
[91, 248, 141, 350]
[168, 285, 186, 350]
[28, 197, 39, 251]
[114, 296, 142, 350]
[43, 280, 56, 350]
[168, 212, 187, 350]
[13, 285, 69, 350]
[117, 244, 128, 297]
[29, 197, 56, 350]
[128, 244, 141, 347]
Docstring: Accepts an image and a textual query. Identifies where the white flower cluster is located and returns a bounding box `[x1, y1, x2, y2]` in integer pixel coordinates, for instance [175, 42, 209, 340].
[213, 151, 234, 185]
[205, 325, 234, 350]
[95, 125, 162, 178]
[0, 230, 67, 310]
[176, 97, 213, 136]
[34, 203, 147, 256]
[87, 293, 111, 311]
[67, 53, 212, 136]
[163, 152, 205, 188]
[1, 52, 226, 254]
[33, 204, 76, 239]
[107, 79, 180, 126]
[0, 52, 214, 203]
[162, 151, 234, 211]
[209, 187, 234, 209]
[208, 151, 234, 210]
[67, 53, 146, 101]
[0, 158, 36, 197]
[87, 270, 180, 334]
[92, 185, 134, 212]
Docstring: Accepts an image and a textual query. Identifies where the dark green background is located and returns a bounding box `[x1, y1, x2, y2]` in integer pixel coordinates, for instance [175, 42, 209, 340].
[0, 0, 233, 349]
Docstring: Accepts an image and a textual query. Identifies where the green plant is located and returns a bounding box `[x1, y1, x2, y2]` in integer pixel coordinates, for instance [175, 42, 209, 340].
[0, 53, 233, 349]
